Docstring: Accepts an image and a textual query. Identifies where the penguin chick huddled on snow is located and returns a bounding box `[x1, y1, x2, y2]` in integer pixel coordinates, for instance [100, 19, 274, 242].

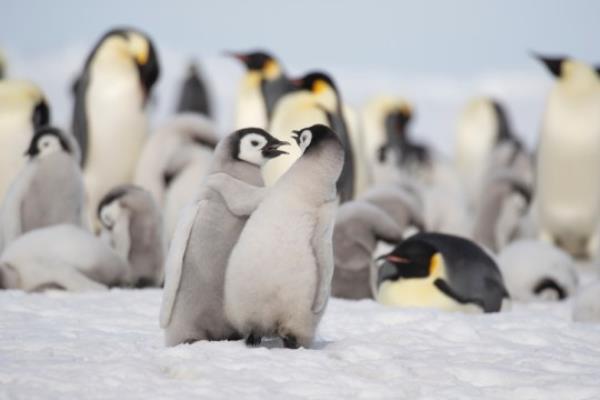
[225, 124, 344, 349]
[375, 232, 509, 313]
[160, 128, 289, 346]
[497, 239, 578, 302]
[176, 62, 213, 118]
[0, 127, 85, 253]
[0, 80, 50, 202]
[332, 201, 406, 300]
[97, 185, 164, 288]
[0, 225, 129, 292]
[72, 27, 160, 222]
[533, 53, 600, 259]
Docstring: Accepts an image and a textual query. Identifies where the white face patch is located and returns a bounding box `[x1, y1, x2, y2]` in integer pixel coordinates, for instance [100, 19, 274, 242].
[238, 133, 268, 166]
[37, 136, 63, 157]
[297, 130, 313, 153]
[100, 201, 122, 230]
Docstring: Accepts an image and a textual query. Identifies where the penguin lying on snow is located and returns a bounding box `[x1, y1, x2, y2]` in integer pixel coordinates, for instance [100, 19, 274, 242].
[176, 62, 213, 118]
[225, 124, 343, 349]
[160, 128, 289, 346]
[332, 201, 406, 300]
[375, 232, 509, 313]
[0, 225, 129, 292]
[497, 239, 577, 302]
[0, 127, 86, 253]
[97, 185, 164, 288]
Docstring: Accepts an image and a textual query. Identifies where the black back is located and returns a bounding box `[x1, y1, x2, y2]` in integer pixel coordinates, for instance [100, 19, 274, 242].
[261, 74, 295, 120]
[176, 62, 212, 118]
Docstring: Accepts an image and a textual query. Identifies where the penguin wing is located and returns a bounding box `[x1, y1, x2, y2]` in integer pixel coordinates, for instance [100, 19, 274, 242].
[205, 173, 266, 217]
[159, 201, 202, 328]
[311, 199, 338, 314]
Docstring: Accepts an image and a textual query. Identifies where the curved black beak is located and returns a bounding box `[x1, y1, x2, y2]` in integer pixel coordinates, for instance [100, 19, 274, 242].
[224, 51, 249, 65]
[531, 51, 564, 78]
[262, 139, 290, 159]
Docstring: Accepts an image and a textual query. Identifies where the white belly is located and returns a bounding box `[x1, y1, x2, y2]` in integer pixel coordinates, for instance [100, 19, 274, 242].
[234, 89, 267, 130]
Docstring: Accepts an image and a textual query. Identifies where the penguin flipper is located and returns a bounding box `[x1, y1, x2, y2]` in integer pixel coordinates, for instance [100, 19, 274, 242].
[433, 278, 485, 311]
[311, 200, 338, 314]
[159, 201, 202, 328]
[205, 173, 266, 217]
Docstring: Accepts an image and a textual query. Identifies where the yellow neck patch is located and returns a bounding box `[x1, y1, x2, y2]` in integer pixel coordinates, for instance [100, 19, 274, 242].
[313, 79, 329, 94]
[263, 60, 280, 80]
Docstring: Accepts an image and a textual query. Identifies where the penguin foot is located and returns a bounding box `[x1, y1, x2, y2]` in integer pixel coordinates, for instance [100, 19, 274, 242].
[282, 335, 299, 349]
[245, 333, 262, 347]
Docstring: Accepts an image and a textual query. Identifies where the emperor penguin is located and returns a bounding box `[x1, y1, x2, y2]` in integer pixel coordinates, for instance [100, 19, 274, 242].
[332, 201, 406, 300]
[0, 127, 85, 252]
[134, 113, 218, 206]
[265, 72, 355, 202]
[455, 97, 520, 209]
[97, 185, 164, 287]
[160, 128, 289, 346]
[534, 54, 600, 258]
[497, 239, 578, 302]
[0, 49, 6, 79]
[176, 62, 213, 118]
[0, 80, 50, 202]
[72, 27, 160, 221]
[225, 124, 344, 349]
[0, 224, 129, 292]
[229, 51, 292, 129]
[375, 232, 509, 313]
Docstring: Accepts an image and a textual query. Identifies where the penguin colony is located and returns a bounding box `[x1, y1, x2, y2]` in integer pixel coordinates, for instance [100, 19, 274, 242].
[1, 27, 600, 348]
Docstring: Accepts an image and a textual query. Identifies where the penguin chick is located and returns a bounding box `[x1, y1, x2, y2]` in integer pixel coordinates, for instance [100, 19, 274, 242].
[0, 225, 129, 292]
[225, 124, 344, 349]
[176, 62, 213, 118]
[332, 201, 406, 300]
[97, 185, 164, 287]
[72, 27, 160, 224]
[360, 184, 425, 232]
[160, 128, 289, 346]
[472, 172, 532, 252]
[497, 239, 577, 302]
[134, 113, 218, 206]
[533, 53, 600, 259]
[573, 282, 600, 322]
[0, 127, 85, 252]
[0, 80, 50, 202]
[375, 232, 508, 313]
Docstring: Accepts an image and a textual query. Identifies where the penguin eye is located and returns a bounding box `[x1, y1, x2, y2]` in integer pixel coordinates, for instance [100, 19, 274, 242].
[251, 140, 259, 147]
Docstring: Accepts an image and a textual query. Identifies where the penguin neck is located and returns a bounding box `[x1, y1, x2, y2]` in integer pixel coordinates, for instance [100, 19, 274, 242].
[210, 136, 263, 186]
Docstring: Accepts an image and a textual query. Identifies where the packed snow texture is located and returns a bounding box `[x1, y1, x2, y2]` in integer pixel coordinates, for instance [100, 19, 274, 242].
[2, 289, 600, 399]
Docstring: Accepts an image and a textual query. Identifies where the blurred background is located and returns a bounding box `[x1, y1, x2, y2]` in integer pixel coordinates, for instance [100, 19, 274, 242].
[2, 0, 600, 153]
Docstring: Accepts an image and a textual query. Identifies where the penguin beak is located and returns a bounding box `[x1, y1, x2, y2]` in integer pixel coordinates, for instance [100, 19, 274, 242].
[225, 51, 249, 64]
[262, 139, 290, 159]
[290, 78, 304, 88]
[531, 51, 564, 78]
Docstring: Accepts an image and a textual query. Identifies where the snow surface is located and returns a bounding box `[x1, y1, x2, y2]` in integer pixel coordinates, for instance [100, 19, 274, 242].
[2, 289, 600, 399]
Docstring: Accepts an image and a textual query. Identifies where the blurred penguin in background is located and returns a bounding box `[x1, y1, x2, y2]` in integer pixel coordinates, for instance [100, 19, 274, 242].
[534, 54, 600, 259]
[0, 80, 50, 202]
[176, 62, 213, 118]
[0, 49, 6, 79]
[72, 27, 160, 223]
[0, 127, 86, 252]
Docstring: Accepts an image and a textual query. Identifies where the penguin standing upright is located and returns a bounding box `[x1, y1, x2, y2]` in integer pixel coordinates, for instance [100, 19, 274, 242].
[72, 27, 160, 219]
[534, 54, 600, 258]
[225, 124, 344, 348]
[160, 128, 289, 346]
[176, 62, 213, 118]
[265, 72, 355, 202]
[0, 49, 6, 79]
[0, 80, 50, 202]
[0, 127, 85, 252]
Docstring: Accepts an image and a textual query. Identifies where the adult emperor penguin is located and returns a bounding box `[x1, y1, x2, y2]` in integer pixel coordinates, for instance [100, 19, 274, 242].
[534, 54, 600, 258]
[0, 49, 6, 79]
[265, 72, 355, 202]
[0, 80, 50, 202]
[225, 124, 344, 349]
[72, 27, 160, 221]
[229, 51, 292, 129]
[160, 128, 289, 346]
[0, 224, 129, 292]
[97, 185, 164, 287]
[375, 232, 509, 313]
[176, 62, 213, 118]
[0, 127, 85, 252]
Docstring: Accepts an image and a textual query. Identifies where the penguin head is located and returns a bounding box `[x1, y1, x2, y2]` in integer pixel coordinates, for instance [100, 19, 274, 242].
[384, 105, 413, 142]
[88, 28, 160, 96]
[233, 127, 289, 166]
[0, 80, 50, 128]
[533, 53, 600, 87]
[25, 127, 71, 159]
[97, 185, 136, 230]
[227, 51, 282, 81]
[292, 71, 339, 112]
[291, 124, 340, 154]
[377, 240, 442, 286]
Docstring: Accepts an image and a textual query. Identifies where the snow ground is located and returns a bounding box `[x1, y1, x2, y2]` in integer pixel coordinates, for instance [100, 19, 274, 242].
[2, 290, 600, 400]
